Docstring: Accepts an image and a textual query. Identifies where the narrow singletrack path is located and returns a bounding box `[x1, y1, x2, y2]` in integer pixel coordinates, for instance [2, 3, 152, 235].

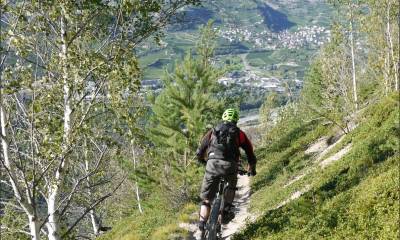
[181, 174, 253, 240]
[221, 174, 252, 239]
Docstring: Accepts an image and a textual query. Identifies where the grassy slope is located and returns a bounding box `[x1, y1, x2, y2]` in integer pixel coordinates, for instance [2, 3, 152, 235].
[98, 94, 398, 240]
[97, 197, 198, 240]
[233, 94, 399, 240]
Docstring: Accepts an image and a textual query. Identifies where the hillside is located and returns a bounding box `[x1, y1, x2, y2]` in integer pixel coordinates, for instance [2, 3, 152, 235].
[233, 94, 399, 239]
[96, 1, 399, 238]
[1, 1, 398, 240]
[95, 95, 399, 240]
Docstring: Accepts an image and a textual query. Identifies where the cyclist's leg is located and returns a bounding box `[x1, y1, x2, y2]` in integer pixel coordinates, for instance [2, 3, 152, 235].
[199, 160, 220, 228]
[219, 182, 236, 225]
[224, 160, 238, 207]
[199, 200, 210, 231]
[222, 166, 238, 225]
[224, 173, 238, 206]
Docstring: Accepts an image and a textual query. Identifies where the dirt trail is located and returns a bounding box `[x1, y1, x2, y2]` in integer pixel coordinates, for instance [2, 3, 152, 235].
[181, 174, 253, 240]
[221, 174, 254, 239]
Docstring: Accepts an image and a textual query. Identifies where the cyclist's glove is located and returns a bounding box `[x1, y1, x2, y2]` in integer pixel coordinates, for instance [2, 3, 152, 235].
[248, 165, 257, 176]
[196, 149, 207, 166]
[197, 158, 207, 166]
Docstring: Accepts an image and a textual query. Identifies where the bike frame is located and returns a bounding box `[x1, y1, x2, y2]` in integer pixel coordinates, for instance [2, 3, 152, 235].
[201, 168, 248, 240]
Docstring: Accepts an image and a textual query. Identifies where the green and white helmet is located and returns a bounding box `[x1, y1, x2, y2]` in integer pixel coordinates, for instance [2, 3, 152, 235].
[222, 108, 239, 123]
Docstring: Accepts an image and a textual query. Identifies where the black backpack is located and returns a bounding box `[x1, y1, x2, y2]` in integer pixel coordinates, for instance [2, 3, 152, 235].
[208, 122, 240, 161]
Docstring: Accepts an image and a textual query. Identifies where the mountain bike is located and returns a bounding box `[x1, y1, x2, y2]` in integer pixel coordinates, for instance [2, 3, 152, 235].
[201, 168, 248, 240]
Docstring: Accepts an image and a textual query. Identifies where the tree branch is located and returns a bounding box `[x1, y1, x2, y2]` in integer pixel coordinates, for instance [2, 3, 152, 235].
[61, 176, 126, 238]
[58, 147, 107, 217]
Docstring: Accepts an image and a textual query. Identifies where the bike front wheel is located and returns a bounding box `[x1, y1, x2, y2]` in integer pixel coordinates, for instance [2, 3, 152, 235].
[207, 198, 221, 240]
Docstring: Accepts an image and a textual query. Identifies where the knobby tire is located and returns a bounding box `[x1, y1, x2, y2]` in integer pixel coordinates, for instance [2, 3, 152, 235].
[208, 198, 221, 240]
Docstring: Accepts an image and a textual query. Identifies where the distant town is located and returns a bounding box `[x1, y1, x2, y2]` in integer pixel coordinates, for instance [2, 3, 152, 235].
[219, 25, 330, 49]
[141, 24, 329, 93]
[218, 70, 302, 92]
[142, 69, 303, 94]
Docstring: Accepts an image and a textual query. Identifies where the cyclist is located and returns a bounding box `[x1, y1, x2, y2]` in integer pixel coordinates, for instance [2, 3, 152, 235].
[196, 108, 257, 231]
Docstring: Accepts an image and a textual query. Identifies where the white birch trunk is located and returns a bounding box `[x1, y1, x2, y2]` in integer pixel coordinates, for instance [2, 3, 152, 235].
[28, 214, 41, 240]
[1, 82, 40, 240]
[349, 12, 358, 110]
[84, 145, 101, 235]
[89, 209, 101, 235]
[131, 145, 143, 214]
[384, 53, 390, 95]
[87, 174, 101, 235]
[386, 2, 399, 91]
[47, 7, 70, 240]
[134, 184, 143, 214]
[47, 187, 60, 240]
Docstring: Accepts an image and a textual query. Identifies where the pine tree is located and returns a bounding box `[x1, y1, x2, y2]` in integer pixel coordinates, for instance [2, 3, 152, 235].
[147, 22, 224, 204]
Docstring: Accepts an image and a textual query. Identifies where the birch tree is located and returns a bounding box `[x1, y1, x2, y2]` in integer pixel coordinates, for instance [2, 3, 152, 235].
[348, 4, 358, 109]
[301, 25, 357, 134]
[0, 0, 199, 239]
[360, 0, 399, 94]
[329, 0, 364, 110]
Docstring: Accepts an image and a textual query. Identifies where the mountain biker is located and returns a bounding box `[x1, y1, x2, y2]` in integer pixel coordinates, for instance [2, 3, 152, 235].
[196, 108, 257, 231]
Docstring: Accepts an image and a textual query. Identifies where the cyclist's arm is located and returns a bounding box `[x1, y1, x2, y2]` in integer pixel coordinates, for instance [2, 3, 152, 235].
[196, 129, 212, 159]
[239, 131, 257, 165]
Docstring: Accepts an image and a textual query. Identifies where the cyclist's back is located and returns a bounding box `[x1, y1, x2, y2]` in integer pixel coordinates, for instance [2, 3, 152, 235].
[196, 108, 257, 231]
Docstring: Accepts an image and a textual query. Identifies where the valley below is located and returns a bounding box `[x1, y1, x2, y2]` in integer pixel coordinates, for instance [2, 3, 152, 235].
[139, 0, 333, 112]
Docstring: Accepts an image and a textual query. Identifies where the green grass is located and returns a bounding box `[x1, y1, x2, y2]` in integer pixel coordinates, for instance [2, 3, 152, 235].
[245, 48, 314, 76]
[250, 120, 329, 211]
[98, 168, 203, 240]
[97, 195, 174, 240]
[234, 94, 400, 240]
[140, 53, 176, 79]
[143, 67, 167, 80]
[98, 201, 196, 240]
[247, 50, 274, 65]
